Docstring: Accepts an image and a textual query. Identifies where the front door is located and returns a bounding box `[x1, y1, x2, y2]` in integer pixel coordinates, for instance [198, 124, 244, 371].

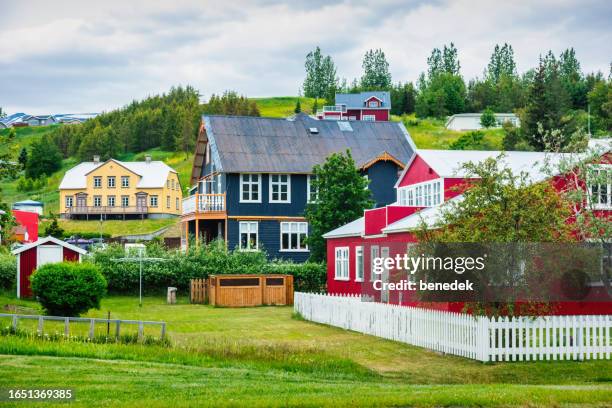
[136, 195, 146, 209]
[76, 194, 86, 208]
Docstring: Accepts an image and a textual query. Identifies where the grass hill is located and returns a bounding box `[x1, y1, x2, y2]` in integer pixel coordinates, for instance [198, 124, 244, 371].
[251, 96, 317, 118]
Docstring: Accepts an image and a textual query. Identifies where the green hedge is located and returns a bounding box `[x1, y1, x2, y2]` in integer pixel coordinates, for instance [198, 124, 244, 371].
[89, 241, 326, 294]
[0, 250, 16, 290]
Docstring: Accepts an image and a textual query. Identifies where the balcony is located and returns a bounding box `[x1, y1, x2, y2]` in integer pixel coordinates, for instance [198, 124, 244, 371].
[182, 193, 226, 218]
[322, 105, 346, 113]
[66, 206, 148, 218]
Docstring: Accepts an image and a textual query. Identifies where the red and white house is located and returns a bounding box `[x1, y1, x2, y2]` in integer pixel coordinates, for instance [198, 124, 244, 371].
[324, 141, 612, 315]
[12, 236, 87, 298]
[317, 92, 391, 121]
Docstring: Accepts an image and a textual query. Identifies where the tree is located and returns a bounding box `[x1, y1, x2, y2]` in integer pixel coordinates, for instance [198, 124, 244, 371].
[480, 108, 496, 128]
[18, 147, 28, 169]
[588, 80, 612, 133]
[305, 151, 373, 262]
[303, 47, 338, 101]
[559, 48, 587, 109]
[390, 82, 416, 115]
[26, 136, 62, 179]
[360, 49, 392, 90]
[294, 99, 302, 114]
[415, 73, 466, 118]
[487, 43, 517, 83]
[203, 91, 260, 116]
[31, 262, 107, 316]
[43, 213, 65, 238]
[312, 99, 319, 115]
[0, 107, 5, 118]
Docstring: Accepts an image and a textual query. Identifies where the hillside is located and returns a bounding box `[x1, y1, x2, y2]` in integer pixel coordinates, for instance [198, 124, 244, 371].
[251, 96, 317, 118]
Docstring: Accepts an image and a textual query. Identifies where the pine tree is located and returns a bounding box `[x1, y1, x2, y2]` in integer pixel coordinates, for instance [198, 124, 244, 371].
[294, 99, 302, 113]
[18, 148, 28, 169]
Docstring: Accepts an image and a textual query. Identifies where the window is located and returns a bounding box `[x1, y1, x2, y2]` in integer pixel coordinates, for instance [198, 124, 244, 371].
[589, 166, 612, 209]
[240, 174, 261, 203]
[334, 247, 349, 280]
[121, 176, 129, 188]
[363, 174, 369, 190]
[107, 196, 115, 207]
[280, 222, 308, 251]
[107, 176, 115, 188]
[166, 196, 170, 209]
[398, 179, 443, 208]
[370, 245, 379, 281]
[269, 174, 290, 203]
[307, 175, 318, 203]
[93, 176, 102, 188]
[65, 196, 73, 208]
[176, 197, 179, 210]
[355, 246, 364, 282]
[121, 196, 129, 207]
[239, 221, 258, 250]
[150, 195, 158, 207]
[93, 196, 102, 207]
[362, 115, 376, 121]
[171, 179, 175, 190]
[368, 100, 379, 108]
[167, 180, 170, 188]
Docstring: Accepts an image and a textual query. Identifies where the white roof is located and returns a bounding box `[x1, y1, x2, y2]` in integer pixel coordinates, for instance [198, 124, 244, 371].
[322, 217, 365, 239]
[59, 159, 176, 189]
[12, 236, 87, 255]
[382, 196, 465, 234]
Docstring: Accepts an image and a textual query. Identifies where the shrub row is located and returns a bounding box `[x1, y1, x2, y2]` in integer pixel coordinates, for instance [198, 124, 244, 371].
[89, 241, 326, 294]
[0, 250, 16, 290]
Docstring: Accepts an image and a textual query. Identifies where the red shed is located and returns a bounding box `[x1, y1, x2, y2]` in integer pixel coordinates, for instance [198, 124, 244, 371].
[12, 236, 87, 298]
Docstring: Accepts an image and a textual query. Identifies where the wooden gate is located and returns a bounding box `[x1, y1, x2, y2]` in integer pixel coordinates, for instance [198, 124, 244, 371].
[190, 279, 208, 304]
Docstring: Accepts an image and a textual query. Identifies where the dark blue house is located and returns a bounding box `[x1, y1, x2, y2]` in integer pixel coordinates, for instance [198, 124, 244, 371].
[181, 113, 415, 262]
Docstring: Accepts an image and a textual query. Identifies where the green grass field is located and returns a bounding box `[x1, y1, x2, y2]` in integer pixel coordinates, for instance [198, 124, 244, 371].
[252, 96, 317, 118]
[0, 294, 610, 407]
[38, 218, 178, 238]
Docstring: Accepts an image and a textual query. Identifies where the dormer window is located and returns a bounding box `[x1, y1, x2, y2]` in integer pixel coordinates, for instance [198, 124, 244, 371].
[368, 100, 379, 108]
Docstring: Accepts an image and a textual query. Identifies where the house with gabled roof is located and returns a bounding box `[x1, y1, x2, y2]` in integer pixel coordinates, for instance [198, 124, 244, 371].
[181, 113, 416, 261]
[58, 154, 182, 220]
[317, 91, 391, 121]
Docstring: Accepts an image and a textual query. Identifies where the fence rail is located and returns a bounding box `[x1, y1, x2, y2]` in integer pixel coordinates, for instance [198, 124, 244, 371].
[294, 292, 612, 362]
[0, 313, 166, 341]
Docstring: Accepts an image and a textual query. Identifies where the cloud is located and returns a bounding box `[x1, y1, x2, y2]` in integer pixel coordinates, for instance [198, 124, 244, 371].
[0, 0, 610, 113]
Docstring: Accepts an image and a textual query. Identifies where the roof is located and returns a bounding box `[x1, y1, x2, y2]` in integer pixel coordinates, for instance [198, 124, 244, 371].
[335, 92, 391, 109]
[12, 236, 88, 255]
[322, 217, 365, 239]
[200, 113, 415, 174]
[59, 159, 177, 189]
[383, 196, 465, 234]
[448, 113, 517, 118]
[13, 200, 43, 206]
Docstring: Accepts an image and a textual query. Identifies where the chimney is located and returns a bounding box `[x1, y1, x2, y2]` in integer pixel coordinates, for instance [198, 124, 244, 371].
[145, 154, 152, 164]
[93, 155, 100, 164]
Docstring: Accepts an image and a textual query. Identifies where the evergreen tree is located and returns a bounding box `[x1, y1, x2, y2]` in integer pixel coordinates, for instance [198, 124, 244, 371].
[26, 136, 62, 179]
[480, 108, 496, 128]
[18, 148, 28, 169]
[294, 99, 302, 114]
[305, 151, 373, 262]
[559, 48, 587, 109]
[390, 82, 416, 115]
[360, 49, 392, 90]
[303, 47, 338, 100]
[43, 213, 65, 238]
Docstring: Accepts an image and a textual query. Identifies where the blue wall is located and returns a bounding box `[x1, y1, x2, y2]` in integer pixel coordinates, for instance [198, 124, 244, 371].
[364, 161, 400, 207]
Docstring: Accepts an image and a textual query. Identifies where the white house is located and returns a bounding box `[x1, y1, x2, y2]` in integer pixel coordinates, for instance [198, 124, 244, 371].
[445, 113, 520, 131]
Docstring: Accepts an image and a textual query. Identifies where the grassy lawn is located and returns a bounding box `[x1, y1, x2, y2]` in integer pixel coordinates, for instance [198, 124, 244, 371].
[38, 218, 178, 238]
[252, 96, 317, 118]
[0, 294, 610, 407]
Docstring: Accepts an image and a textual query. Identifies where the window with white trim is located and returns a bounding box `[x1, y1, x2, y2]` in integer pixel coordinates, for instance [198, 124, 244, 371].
[108, 176, 115, 188]
[362, 115, 376, 121]
[368, 100, 379, 108]
[166, 196, 170, 209]
[121, 176, 129, 188]
[93, 196, 102, 207]
[239, 221, 258, 250]
[588, 166, 612, 209]
[398, 179, 443, 207]
[150, 195, 158, 207]
[280, 222, 308, 251]
[270, 174, 290, 203]
[240, 174, 261, 203]
[307, 175, 318, 203]
[93, 176, 102, 188]
[65, 196, 73, 208]
[107, 196, 115, 207]
[370, 245, 379, 281]
[121, 195, 129, 207]
[355, 246, 364, 282]
[334, 247, 349, 280]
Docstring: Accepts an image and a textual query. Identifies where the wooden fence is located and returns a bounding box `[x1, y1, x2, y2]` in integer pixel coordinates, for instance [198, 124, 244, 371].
[0, 313, 166, 341]
[190, 278, 208, 304]
[294, 292, 612, 362]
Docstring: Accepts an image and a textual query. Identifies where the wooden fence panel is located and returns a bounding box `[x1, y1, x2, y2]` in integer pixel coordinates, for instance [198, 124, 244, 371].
[190, 279, 207, 304]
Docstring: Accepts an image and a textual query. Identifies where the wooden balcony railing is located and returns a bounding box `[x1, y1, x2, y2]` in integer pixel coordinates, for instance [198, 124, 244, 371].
[182, 193, 226, 216]
[66, 206, 148, 215]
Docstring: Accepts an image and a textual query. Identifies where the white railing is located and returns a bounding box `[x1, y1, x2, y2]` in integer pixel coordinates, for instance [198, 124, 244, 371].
[322, 105, 346, 113]
[182, 195, 196, 214]
[182, 193, 225, 215]
[294, 292, 612, 362]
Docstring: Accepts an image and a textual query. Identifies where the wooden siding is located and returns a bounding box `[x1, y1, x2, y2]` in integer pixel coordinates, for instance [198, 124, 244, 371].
[208, 275, 293, 307]
[364, 161, 401, 207]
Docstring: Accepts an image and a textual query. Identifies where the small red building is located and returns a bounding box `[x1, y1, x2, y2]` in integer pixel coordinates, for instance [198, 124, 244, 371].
[324, 143, 612, 315]
[12, 236, 87, 298]
[11, 210, 39, 243]
[317, 92, 391, 121]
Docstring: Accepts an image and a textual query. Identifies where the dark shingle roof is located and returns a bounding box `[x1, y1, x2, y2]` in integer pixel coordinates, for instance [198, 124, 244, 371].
[202, 113, 415, 174]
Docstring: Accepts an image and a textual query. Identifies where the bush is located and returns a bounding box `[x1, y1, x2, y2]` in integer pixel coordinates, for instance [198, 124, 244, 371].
[264, 261, 326, 292]
[449, 131, 491, 150]
[31, 262, 107, 316]
[480, 108, 496, 128]
[0, 250, 16, 290]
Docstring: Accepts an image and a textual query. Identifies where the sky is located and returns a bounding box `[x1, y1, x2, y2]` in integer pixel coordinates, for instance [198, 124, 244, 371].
[0, 0, 610, 114]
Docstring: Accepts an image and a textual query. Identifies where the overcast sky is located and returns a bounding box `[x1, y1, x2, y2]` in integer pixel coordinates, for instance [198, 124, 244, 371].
[1, 0, 610, 114]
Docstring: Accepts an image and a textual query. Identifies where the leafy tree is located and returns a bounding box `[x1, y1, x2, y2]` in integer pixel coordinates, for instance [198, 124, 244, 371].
[559, 48, 587, 109]
[487, 43, 517, 83]
[480, 108, 496, 128]
[448, 131, 492, 150]
[43, 213, 65, 238]
[360, 49, 392, 90]
[501, 122, 524, 150]
[294, 99, 302, 114]
[18, 148, 27, 169]
[31, 262, 107, 316]
[416, 73, 466, 118]
[312, 99, 319, 115]
[588, 80, 612, 133]
[442, 43, 461, 76]
[305, 151, 373, 262]
[26, 136, 62, 179]
[390, 82, 416, 115]
[303, 47, 338, 101]
[0, 129, 19, 180]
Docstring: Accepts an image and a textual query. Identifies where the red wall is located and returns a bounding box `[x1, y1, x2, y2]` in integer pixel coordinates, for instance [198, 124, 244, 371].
[346, 109, 361, 120]
[19, 247, 37, 298]
[398, 155, 439, 187]
[12, 210, 38, 242]
[361, 109, 389, 121]
[63, 247, 79, 261]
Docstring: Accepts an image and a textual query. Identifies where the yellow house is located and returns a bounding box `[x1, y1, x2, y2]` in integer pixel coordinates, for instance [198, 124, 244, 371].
[58, 155, 182, 220]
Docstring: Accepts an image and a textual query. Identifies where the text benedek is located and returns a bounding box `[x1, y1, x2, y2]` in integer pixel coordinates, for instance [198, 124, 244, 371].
[373, 279, 474, 291]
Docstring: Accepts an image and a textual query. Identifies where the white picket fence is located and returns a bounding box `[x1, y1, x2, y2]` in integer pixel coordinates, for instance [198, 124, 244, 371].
[294, 292, 612, 362]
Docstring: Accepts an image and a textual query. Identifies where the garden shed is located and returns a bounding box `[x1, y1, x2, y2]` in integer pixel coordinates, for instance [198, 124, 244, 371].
[12, 236, 87, 298]
[206, 274, 294, 307]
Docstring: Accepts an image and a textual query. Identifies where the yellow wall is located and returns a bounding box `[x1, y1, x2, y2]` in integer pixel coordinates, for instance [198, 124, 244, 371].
[59, 160, 183, 216]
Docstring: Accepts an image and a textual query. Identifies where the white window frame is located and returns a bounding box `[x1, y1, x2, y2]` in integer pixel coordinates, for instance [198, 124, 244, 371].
[93, 195, 102, 207]
[121, 195, 129, 207]
[65, 196, 73, 208]
[166, 195, 171, 209]
[107, 196, 115, 207]
[355, 246, 364, 282]
[307, 175, 318, 203]
[370, 245, 379, 281]
[368, 100, 379, 108]
[121, 176, 129, 188]
[239, 221, 259, 251]
[280, 222, 308, 252]
[334, 247, 349, 281]
[240, 173, 262, 203]
[362, 115, 376, 121]
[93, 176, 102, 188]
[398, 178, 444, 207]
[150, 195, 158, 207]
[588, 165, 612, 210]
[107, 176, 116, 188]
[269, 174, 291, 203]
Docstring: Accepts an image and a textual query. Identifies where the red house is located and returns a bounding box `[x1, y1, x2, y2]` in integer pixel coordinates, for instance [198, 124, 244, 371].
[12, 236, 87, 298]
[317, 92, 390, 121]
[11, 210, 39, 243]
[324, 142, 612, 315]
